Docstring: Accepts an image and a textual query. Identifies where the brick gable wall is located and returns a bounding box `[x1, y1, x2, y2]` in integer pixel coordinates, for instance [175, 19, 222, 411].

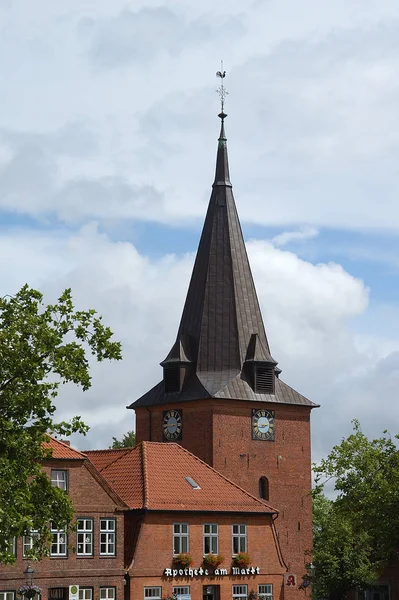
[129, 511, 285, 600]
[0, 458, 126, 600]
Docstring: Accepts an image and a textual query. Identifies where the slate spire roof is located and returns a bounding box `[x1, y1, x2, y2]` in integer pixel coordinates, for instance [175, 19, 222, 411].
[130, 115, 317, 409]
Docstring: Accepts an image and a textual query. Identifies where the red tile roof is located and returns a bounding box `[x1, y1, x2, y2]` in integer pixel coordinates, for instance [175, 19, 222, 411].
[87, 442, 277, 514]
[85, 448, 131, 471]
[43, 437, 87, 460]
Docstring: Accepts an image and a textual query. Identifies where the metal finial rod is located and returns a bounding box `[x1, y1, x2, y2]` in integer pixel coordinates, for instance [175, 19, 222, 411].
[216, 60, 228, 117]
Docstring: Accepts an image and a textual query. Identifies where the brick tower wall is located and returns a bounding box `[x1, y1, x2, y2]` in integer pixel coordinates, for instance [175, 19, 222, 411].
[135, 398, 313, 591]
[210, 400, 313, 579]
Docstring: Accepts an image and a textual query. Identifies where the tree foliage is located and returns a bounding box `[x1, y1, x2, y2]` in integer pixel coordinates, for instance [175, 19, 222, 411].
[0, 285, 122, 563]
[110, 430, 136, 448]
[312, 420, 399, 600]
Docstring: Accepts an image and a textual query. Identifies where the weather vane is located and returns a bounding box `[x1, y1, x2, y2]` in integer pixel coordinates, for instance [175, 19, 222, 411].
[216, 61, 228, 116]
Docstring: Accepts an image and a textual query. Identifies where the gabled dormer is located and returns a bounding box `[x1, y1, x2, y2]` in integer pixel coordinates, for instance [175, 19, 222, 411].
[160, 338, 192, 394]
[244, 333, 278, 395]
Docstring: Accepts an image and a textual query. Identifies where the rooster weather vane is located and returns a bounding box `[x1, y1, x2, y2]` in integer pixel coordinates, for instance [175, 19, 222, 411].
[216, 61, 228, 117]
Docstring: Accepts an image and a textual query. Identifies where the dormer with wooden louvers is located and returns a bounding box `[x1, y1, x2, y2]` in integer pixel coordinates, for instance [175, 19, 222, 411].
[160, 339, 192, 394]
[129, 114, 316, 410]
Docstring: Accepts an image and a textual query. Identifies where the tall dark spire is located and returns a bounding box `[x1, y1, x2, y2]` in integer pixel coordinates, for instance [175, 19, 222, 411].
[213, 115, 231, 187]
[130, 82, 315, 409]
[170, 115, 276, 393]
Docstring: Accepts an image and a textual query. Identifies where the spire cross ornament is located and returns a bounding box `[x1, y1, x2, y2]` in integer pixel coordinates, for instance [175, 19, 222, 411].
[216, 61, 228, 118]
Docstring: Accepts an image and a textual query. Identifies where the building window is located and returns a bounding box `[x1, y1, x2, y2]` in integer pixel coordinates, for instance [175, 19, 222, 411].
[232, 524, 247, 555]
[100, 589, 115, 600]
[48, 589, 67, 600]
[144, 589, 161, 599]
[78, 590, 92, 600]
[232, 585, 248, 600]
[50, 523, 67, 556]
[6, 538, 17, 557]
[203, 524, 218, 554]
[51, 470, 68, 491]
[361, 587, 389, 600]
[173, 587, 190, 600]
[259, 477, 269, 501]
[173, 523, 189, 554]
[100, 519, 116, 556]
[23, 531, 39, 557]
[259, 585, 273, 600]
[77, 519, 93, 556]
[0, 593, 15, 600]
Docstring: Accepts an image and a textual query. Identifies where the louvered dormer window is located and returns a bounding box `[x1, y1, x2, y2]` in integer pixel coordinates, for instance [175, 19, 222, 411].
[254, 365, 275, 394]
[164, 366, 181, 393]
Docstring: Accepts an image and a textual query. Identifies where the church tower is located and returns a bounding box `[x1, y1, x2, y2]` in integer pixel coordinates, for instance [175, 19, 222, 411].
[129, 101, 317, 585]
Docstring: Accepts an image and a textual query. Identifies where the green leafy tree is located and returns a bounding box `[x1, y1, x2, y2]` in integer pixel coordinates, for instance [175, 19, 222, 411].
[0, 285, 122, 563]
[110, 430, 136, 448]
[311, 420, 399, 600]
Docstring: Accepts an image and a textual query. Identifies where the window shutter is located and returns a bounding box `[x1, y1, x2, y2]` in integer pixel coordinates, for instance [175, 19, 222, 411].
[164, 366, 180, 393]
[255, 366, 274, 394]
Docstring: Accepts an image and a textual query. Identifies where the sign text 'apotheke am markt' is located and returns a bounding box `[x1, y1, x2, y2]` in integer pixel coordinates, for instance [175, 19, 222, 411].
[164, 566, 261, 578]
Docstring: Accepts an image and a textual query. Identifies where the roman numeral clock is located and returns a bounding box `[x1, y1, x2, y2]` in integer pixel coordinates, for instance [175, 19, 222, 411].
[251, 409, 275, 441]
[162, 409, 183, 441]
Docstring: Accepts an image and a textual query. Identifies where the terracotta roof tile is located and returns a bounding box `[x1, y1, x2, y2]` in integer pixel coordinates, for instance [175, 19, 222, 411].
[85, 448, 131, 471]
[83, 460, 128, 509]
[43, 437, 86, 460]
[91, 442, 277, 514]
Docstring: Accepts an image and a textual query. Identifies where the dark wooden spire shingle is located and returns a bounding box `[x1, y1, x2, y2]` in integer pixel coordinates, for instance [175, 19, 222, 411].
[130, 118, 316, 408]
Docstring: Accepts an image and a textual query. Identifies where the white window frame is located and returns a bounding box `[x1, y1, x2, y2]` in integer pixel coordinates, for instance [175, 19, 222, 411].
[23, 531, 39, 557]
[4, 538, 16, 557]
[233, 585, 248, 599]
[100, 519, 116, 556]
[78, 590, 93, 600]
[173, 523, 189, 555]
[232, 524, 247, 555]
[203, 524, 218, 555]
[77, 519, 93, 556]
[0, 593, 15, 600]
[173, 586, 190, 600]
[50, 469, 68, 491]
[259, 584, 273, 600]
[50, 523, 67, 557]
[144, 588, 162, 599]
[100, 589, 115, 600]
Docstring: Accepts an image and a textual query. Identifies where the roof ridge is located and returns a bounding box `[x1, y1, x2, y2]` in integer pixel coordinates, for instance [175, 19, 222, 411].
[83, 460, 128, 508]
[46, 436, 87, 459]
[98, 447, 134, 473]
[169, 443, 278, 513]
[85, 447, 135, 453]
[142, 442, 149, 509]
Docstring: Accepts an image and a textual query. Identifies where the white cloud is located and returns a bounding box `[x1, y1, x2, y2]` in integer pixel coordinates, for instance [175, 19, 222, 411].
[2, 3, 399, 230]
[83, 7, 246, 68]
[1, 0, 399, 459]
[272, 227, 319, 246]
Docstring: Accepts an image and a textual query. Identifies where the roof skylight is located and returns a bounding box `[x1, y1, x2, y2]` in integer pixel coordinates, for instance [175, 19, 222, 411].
[185, 476, 201, 490]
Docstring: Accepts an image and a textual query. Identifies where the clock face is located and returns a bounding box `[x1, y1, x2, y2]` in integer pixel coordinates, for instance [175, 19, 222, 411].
[162, 409, 182, 441]
[252, 409, 275, 441]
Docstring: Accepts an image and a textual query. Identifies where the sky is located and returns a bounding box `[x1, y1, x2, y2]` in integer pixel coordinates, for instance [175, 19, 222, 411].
[1, 0, 399, 462]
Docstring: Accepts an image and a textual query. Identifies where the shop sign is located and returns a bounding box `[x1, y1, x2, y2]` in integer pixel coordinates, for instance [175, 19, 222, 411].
[164, 566, 261, 578]
[69, 586, 79, 600]
[284, 574, 297, 587]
